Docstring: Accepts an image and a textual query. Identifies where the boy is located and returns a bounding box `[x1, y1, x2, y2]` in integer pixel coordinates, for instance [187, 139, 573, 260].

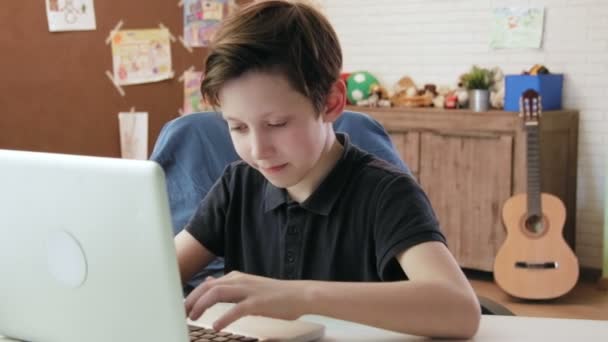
[176, 0, 481, 338]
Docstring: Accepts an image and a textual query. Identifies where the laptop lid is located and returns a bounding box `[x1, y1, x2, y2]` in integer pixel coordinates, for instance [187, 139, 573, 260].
[0, 149, 324, 342]
[0, 149, 189, 342]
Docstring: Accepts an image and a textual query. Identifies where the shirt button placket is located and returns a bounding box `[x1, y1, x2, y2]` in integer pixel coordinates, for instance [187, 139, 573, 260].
[284, 204, 301, 280]
[286, 251, 295, 263]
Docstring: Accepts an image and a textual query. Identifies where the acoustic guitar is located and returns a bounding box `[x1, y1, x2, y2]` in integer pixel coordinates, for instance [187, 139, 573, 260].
[493, 89, 579, 300]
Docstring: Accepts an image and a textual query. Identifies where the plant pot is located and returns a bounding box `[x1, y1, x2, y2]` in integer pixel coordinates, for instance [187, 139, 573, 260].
[469, 89, 490, 112]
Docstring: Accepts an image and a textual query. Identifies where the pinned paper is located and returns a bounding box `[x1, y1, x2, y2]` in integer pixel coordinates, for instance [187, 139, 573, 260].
[111, 28, 174, 85]
[159, 23, 177, 42]
[182, 69, 212, 115]
[490, 7, 545, 49]
[118, 111, 148, 160]
[183, 0, 237, 47]
[46, 0, 96, 32]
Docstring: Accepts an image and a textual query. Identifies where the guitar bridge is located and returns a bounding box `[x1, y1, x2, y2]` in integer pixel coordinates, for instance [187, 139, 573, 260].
[515, 261, 559, 269]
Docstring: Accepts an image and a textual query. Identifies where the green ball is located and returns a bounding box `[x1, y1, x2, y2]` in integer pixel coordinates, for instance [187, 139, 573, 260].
[347, 71, 379, 104]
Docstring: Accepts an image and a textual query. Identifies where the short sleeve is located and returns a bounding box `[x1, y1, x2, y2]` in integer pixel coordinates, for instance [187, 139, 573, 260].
[184, 166, 232, 257]
[374, 175, 447, 280]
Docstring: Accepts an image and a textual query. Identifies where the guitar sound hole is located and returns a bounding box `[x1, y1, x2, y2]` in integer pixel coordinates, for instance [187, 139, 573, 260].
[525, 214, 544, 235]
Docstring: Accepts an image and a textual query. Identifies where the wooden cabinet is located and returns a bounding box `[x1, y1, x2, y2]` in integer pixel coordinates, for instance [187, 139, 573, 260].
[357, 107, 579, 271]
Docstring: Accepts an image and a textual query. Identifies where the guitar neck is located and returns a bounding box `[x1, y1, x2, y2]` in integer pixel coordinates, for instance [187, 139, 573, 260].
[526, 124, 542, 217]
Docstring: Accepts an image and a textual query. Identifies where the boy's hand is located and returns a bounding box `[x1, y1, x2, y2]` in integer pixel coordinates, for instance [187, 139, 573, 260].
[184, 271, 309, 331]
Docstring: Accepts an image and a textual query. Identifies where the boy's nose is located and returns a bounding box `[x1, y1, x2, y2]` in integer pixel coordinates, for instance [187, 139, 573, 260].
[250, 132, 274, 160]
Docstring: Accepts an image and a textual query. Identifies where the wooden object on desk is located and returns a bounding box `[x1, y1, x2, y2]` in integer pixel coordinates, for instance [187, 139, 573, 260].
[353, 106, 579, 272]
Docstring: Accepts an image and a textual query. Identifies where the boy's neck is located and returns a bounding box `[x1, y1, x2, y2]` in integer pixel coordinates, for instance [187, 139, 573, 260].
[287, 131, 343, 203]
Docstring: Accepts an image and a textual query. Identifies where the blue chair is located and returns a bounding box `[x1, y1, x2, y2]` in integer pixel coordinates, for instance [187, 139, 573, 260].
[150, 110, 410, 282]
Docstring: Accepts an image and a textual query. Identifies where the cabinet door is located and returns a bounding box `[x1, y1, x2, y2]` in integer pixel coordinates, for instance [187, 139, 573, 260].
[390, 132, 419, 179]
[419, 131, 513, 271]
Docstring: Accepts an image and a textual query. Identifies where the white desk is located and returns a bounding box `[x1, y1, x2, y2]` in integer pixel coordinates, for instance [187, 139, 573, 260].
[1, 315, 607, 341]
[304, 314, 608, 341]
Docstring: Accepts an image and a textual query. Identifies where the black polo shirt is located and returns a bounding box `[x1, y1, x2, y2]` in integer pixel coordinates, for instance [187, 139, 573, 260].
[185, 133, 446, 281]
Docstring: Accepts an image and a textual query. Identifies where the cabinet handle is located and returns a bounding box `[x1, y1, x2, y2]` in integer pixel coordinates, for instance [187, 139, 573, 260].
[432, 130, 503, 140]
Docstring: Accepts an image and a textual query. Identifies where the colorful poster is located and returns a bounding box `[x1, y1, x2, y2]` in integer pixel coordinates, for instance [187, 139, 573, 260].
[183, 0, 236, 47]
[490, 7, 545, 49]
[46, 0, 96, 32]
[118, 112, 148, 160]
[111, 29, 173, 86]
[183, 70, 212, 115]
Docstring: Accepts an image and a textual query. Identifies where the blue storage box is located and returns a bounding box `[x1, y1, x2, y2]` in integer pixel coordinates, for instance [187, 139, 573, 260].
[504, 74, 563, 111]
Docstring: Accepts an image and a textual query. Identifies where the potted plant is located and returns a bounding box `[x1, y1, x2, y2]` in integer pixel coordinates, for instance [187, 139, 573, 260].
[461, 65, 494, 112]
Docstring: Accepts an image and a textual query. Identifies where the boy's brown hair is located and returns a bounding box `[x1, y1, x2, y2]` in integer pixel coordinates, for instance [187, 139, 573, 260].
[200, 0, 342, 114]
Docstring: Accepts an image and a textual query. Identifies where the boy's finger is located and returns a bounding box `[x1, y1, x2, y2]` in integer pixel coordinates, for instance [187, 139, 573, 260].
[184, 277, 215, 313]
[189, 285, 246, 321]
[213, 299, 254, 331]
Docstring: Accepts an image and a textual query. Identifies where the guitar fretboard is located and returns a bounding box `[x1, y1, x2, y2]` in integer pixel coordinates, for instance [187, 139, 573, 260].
[526, 124, 542, 218]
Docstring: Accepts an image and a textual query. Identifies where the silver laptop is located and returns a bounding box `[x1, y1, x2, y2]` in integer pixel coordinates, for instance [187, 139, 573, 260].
[0, 149, 324, 342]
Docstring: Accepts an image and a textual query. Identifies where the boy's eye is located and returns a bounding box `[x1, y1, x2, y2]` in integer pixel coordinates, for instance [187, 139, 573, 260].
[268, 122, 287, 128]
[229, 125, 246, 132]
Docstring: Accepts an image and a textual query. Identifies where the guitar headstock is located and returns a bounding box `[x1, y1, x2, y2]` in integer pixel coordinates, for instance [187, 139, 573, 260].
[519, 89, 542, 126]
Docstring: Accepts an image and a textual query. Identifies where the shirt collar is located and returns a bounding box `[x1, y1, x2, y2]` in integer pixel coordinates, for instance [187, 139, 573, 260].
[263, 133, 357, 215]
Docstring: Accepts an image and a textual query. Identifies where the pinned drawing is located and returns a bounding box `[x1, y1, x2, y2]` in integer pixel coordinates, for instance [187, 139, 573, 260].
[490, 7, 545, 49]
[111, 28, 173, 85]
[46, 0, 97, 32]
[183, 70, 212, 114]
[183, 0, 236, 47]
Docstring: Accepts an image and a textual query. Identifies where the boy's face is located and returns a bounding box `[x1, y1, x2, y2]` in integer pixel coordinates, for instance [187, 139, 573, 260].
[219, 71, 334, 189]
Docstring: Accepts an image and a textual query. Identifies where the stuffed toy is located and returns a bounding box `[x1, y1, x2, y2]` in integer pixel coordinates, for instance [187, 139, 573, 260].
[356, 84, 391, 107]
[390, 76, 433, 107]
[455, 87, 469, 107]
[346, 71, 380, 105]
[431, 85, 449, 108]
[393, 76, 416, 95]
[527, 64, 550, 75]
[490, 66, 505, 109]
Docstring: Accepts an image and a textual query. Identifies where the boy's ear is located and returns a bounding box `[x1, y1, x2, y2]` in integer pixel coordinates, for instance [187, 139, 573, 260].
[322, 79, 346, 123]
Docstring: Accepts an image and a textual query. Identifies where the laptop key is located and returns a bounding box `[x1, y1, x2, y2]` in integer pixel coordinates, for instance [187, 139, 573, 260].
[188, 325, 259, 342]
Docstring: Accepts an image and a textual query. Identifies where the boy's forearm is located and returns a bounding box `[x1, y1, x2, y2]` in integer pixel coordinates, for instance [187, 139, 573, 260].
[174, 231, 216, 284]
[300, 280, 481, 339]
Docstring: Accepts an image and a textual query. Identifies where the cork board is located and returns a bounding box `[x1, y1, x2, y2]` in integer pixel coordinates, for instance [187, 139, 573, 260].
[0, 1, 216, 157]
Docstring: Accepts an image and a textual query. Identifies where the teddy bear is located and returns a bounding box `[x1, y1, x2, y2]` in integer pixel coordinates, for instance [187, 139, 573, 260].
[356, 84, 391, 107]
[431, 84, 467, 109]
[490, 66, 505, 109]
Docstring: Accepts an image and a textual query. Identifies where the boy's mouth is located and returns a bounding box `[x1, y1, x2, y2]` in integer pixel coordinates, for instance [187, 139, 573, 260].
[261, 163, 288, 174]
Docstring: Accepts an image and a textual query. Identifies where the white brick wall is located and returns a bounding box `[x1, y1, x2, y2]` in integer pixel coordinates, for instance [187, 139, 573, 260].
[320, 0, 607, 268]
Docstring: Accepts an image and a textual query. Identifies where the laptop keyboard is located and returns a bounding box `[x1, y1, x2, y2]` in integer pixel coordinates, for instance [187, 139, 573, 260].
[188, 325, 259, 342]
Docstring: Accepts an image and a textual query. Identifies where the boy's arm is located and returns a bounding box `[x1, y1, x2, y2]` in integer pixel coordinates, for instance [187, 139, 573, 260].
[175, 230, 216, 285]
[184, 241, 480, 339]
[306, 241, 481, 338]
